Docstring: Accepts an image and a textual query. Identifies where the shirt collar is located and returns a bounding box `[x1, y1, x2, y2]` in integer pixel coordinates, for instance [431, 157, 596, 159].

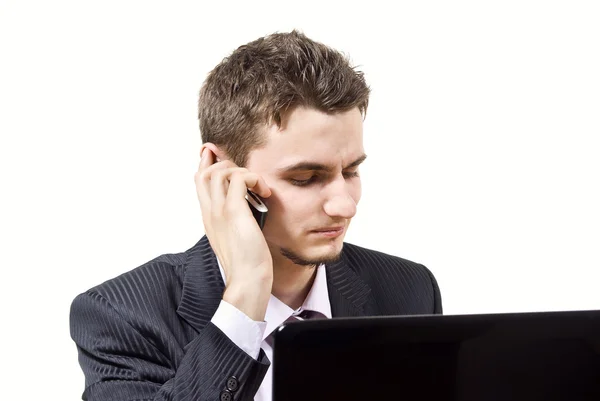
[216, 258, 332, 341]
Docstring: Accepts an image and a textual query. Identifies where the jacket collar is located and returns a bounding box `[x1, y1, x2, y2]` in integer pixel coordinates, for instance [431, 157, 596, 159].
[325, 249, 373, 318]
[177, 236, 373, 332]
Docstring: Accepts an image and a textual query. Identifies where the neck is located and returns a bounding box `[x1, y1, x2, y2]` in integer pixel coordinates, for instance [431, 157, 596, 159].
[270, 251, 318, 310]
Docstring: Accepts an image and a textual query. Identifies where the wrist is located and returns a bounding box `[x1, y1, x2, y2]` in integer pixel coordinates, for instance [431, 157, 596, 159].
[223, 279, 272, 322]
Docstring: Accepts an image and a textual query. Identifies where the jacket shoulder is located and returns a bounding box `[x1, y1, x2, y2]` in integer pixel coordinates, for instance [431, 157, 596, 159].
[343, 242, 432, 278]
[342, 242, 442, 314]
[73, 250, 188, 323]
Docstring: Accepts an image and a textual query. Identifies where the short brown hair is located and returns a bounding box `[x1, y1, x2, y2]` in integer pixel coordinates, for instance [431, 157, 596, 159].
[198, 30, 370, 167]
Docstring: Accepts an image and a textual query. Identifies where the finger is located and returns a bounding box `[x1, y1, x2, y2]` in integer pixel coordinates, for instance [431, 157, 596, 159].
[227, 171, 271, 207]
[195, 167, 212, 218]
[227, 172, 259, 216]
[198, 147, 214, 171]
[210, 167, 242, 215]
[195, 149, 214, 213]
[196, 159, 237, 203]
[195, 151, 227, 215]
[247, 175, 272, 199]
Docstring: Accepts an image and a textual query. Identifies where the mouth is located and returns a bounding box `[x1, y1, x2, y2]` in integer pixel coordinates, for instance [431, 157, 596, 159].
[311, 227, 345, 238]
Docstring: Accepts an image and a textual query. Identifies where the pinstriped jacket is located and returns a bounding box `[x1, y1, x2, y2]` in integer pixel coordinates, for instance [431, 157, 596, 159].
[70, 236, 442, 401]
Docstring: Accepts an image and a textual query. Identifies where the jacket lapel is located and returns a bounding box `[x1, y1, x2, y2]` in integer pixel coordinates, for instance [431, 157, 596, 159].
[177, 236, 225, 333]
[326, 247, 373, 318]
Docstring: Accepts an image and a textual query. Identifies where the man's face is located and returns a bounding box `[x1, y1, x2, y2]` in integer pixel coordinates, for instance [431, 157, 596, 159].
[246, 106, 365, 267]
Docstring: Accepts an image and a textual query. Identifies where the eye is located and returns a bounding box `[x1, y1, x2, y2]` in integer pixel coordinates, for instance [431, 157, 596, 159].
[289, 176, 317, 186]
[290, 171, 359, 186]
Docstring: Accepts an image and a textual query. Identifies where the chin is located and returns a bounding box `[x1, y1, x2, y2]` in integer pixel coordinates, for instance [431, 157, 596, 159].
[279, 239, 344, 266]
[308, 247, 342, 261]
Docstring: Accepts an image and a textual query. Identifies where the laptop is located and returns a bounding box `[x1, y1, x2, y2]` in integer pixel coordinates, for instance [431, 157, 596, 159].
[272, 310, 600, 401]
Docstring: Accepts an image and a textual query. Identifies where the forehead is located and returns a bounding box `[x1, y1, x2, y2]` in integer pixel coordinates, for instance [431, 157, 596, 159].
[249, 107, 364, 169]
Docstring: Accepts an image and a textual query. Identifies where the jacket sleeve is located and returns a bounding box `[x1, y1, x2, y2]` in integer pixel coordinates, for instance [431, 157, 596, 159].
[70, 290, 269, 401]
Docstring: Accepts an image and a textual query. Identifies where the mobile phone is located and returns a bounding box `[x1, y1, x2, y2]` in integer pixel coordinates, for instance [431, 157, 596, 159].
[245, 190, 268, 229]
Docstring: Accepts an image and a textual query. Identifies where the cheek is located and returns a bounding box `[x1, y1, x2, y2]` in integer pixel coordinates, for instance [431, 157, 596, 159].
[262, 193, 313, 244]
[264, 187, 320, 226]
[263, 186, 303, 218]
[351, 179, 362, 205]
[281, 190, 315, 210]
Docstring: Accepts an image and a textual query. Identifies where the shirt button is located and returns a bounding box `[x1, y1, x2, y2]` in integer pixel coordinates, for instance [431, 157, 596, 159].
[220, 389, 233, 401]
[226, 376, 239, 392]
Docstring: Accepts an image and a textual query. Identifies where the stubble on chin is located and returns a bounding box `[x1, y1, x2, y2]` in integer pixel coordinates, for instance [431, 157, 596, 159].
[279, 246, 343, 267]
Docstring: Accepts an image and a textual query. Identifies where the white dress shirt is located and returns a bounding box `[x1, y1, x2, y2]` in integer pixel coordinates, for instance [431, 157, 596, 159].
[211, 259, 332, 401]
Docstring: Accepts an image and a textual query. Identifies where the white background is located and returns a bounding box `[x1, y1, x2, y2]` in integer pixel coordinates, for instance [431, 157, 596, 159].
[1, 1, 599, 399]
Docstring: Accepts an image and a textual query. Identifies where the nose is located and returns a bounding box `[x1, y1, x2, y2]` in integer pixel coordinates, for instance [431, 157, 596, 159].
[322, 180, 358, 219]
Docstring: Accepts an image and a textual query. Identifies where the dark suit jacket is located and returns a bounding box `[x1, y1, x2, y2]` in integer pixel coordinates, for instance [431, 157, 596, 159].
[70, 236, 442, 401]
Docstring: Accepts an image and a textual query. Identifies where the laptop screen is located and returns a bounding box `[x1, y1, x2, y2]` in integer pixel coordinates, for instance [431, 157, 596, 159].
[273, 310, 600, 401]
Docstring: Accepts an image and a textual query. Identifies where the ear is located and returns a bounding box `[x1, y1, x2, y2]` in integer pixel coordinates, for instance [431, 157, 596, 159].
[200, 143, 228, 162]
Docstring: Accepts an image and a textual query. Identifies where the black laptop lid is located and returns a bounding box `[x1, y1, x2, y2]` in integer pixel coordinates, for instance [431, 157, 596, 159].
[272, 310, 600, 401]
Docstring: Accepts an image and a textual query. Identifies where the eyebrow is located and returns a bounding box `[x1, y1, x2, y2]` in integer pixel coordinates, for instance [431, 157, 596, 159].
[277, 154, 367, 174]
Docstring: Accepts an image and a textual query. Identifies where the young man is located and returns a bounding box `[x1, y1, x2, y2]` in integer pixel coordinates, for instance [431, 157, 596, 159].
[70, 30, 442, 401]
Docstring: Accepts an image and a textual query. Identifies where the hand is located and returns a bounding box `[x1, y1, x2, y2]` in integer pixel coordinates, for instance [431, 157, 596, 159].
[195, 148, 273, 321]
